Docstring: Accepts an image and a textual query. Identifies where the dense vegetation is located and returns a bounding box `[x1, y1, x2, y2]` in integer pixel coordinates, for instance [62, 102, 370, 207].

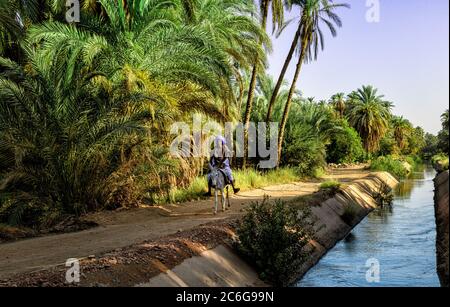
[0, 0, 446, 228]
[236, 198, 314, 286]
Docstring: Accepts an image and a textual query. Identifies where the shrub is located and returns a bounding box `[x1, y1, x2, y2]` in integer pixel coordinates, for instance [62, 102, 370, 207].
[340, 204, 358, 225]
[370, 156, 410, 179]
[236, 199, 315, 286]
[283, 136, 327, 177]
[372, 182, 394, 207]
[377, 133, 399, 156]
[326, 125, 366, 164]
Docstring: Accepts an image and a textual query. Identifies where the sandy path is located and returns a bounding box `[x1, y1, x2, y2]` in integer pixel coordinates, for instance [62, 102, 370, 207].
[0, 166, 369, 280]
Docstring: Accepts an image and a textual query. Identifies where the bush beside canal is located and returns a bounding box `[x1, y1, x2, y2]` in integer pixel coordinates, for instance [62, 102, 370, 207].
[432, 154, 449, 173]
[235, 199, 315, 286]
[370, 155, 420, 179]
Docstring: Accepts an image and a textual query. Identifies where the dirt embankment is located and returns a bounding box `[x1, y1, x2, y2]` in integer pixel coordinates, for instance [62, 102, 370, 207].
[434, 170, 449, 287]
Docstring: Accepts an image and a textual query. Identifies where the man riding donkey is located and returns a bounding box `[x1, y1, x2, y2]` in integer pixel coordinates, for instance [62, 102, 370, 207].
[204, 135, 240, 196]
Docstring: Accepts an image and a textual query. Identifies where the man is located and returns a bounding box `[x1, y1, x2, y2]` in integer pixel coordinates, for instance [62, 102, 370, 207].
[204, 135, 240, 196]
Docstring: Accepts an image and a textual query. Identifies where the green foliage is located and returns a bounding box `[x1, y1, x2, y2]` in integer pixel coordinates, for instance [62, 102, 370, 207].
[280, 100, 338, 176]
[0, 52, 177, 226]
[370, 156, 410, 179]
[236, 198, 315, 286]
[234, 168, 300, 190]
[432, 154, 449, 172]
[319, 180, 341, 195]
[320, 180, 340, 188]
[329, 93, 346, 118]
[406, 126, 426, 155]
[0, 0, 267, 227]
[346, 85, 393, 153]
[391, 116, 413, 152]
[422, 133, 440, 160]
[372, 182, 394, 208]
[326, 122, 365, 164]
[437, 110, 449, 154]
[378, 131, 398, 156]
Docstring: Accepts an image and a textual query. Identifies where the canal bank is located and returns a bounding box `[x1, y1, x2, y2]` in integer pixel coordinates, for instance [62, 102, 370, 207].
[139, 172, 398, 287]
[434, 170, 449, 287]
[298, 165, 441, 287]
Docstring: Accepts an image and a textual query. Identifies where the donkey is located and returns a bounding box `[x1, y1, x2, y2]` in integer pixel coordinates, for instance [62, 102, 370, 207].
[210, 166, 231, 214]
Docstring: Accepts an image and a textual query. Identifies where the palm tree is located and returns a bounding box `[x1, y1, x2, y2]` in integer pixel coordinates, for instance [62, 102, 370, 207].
[438, 109, 449, 154]
[280, 97, 337, 172]
[242, 0, 285, 167]
[441, 109, 449, 131]
[391, 116, 413, 152]
[27, 0, 243, 122]
[330, 92, 346, 118]
[265, 0, 348, 124]
[1, 0, 276, 225]
[0, 1, 24, 60]
[276, 0, 349, 166]
[250, 73, 290, 123]
[178, 0, 269, 121]
[346, 85, 393, 153]
[0, 52, 161, 223]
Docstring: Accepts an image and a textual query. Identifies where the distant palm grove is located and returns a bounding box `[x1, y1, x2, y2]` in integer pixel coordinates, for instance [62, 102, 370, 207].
[0, 0, 448, 228]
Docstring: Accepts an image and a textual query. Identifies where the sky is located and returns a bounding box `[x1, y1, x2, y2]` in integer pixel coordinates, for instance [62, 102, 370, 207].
[266, 0, 449, 134]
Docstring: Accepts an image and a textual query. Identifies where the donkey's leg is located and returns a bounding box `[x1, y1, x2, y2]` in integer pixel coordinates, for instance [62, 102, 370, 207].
[221, 188, 226, 212]
[214, 189, 218, 215]
[226, 186, 231, 208]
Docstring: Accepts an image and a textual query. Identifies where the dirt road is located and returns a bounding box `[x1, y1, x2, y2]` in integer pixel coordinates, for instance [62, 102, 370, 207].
[0, 166, 369, 280]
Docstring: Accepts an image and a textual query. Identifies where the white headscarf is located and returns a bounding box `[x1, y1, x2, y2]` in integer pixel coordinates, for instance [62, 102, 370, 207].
[213, 135, 228, 158]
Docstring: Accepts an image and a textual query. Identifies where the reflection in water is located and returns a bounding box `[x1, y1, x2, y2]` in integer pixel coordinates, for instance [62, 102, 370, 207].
[395, 165, 426, 198]
[395, 181, 415, 199]
[296, 165, 440, 287]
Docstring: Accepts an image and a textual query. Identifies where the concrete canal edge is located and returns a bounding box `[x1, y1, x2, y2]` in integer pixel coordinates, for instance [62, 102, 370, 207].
[434, 170, 449, 287]
[141, 172, 399, 287]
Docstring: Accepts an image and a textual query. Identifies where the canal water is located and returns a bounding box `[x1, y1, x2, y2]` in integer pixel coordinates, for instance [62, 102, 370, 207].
[297, 165, 440, 287]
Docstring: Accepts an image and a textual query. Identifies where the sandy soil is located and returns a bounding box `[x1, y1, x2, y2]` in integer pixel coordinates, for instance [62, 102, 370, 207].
[0, 166, 369, 281]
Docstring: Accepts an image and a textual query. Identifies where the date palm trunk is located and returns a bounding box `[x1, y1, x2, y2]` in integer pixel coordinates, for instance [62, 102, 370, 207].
[277, 43, 307, 167]
[242, 0, 269, 168]
[265, 26, 301, 124]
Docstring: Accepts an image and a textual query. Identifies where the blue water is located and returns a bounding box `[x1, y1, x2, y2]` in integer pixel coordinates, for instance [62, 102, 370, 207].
[296, 165, 440, 287]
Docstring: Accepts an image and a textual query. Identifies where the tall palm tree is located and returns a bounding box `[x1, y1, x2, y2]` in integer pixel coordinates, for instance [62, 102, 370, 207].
[265, 0, 348, 123]
[276, 0, 349, 166]
[346, 85, 393, 153]
[242, 0, 285, 167]
[329, 92, 346, 118]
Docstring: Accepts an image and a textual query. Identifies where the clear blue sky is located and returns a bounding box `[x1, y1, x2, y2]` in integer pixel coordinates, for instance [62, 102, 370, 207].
[266, 0, 449, 134]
